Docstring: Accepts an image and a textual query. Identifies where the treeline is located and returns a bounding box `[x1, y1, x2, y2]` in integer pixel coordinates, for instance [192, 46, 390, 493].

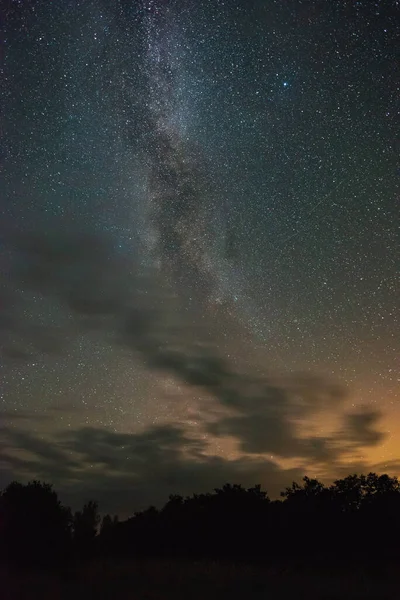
[1, 472, 400, 569]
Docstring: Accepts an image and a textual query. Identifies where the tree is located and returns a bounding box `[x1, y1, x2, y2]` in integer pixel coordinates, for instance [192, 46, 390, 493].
[100, 513, 113, 536]
[73, 500, 100, 554]
[0, 480, 72, 567]
[282, 476, 325, 501]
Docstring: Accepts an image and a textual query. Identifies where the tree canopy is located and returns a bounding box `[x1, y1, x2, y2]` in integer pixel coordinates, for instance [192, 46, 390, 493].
[1, 472, 400, 569]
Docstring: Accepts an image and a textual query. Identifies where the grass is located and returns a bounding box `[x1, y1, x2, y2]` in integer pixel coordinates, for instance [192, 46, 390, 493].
[1, 558, 398, 599]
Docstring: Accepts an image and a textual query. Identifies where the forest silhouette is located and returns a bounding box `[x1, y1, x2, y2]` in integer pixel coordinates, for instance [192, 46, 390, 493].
[1, 472, 399, 571]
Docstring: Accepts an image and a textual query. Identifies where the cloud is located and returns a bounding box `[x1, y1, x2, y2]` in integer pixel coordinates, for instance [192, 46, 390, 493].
[1, 229, 387, 479]
[0, 410, 53, 422]
[1, 414, 388, 516]
[208, 414, 339, 461]
[0, 425, 303, 515]
[14, 230, 134, 316]
[4, 429, 80, 470]
[208, 409, 384, 464]
[342, 410, 385, 447]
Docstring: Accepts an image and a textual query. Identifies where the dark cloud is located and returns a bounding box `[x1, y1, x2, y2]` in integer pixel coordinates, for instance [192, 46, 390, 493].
[342, 410, 385, 448]
[4, 429, 80, 471]
[1, 229, 137, 358]
[14, 230, 135, 316]
[208, 409, 384, 463]
[284, 373, 346, 415]
[1, 413, 387, 516]
[208, 414, 339, 461]
[1, 230, 387, 501]
[0, 424, 303, 514]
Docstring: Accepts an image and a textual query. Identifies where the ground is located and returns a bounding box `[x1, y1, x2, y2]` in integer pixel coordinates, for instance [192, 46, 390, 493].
[1, 559, 397, 599]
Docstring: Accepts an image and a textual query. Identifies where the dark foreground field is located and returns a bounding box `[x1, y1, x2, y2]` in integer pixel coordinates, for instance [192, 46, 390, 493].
[2, 560, 398, 600]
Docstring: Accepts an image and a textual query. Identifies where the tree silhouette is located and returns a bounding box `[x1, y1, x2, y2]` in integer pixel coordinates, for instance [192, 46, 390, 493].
[99, 513, 120, 555]
[282, 476, 325, 500]
[73, 500, 100, 556]
[100, 513, 115, 536]
[2, 472, 400, 569]
[0, 480, 72, 567]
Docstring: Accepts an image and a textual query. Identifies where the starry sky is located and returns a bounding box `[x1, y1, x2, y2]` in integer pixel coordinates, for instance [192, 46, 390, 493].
[1, 0, 399, 515]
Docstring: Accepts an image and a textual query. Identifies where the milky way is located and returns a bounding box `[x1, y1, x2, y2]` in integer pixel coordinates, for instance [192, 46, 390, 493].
[136, 0, 267, 344]
[141, 1, 231, 307]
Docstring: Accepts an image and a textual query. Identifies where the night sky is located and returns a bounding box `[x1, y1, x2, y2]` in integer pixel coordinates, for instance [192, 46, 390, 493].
[1, 0, 399, 515]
